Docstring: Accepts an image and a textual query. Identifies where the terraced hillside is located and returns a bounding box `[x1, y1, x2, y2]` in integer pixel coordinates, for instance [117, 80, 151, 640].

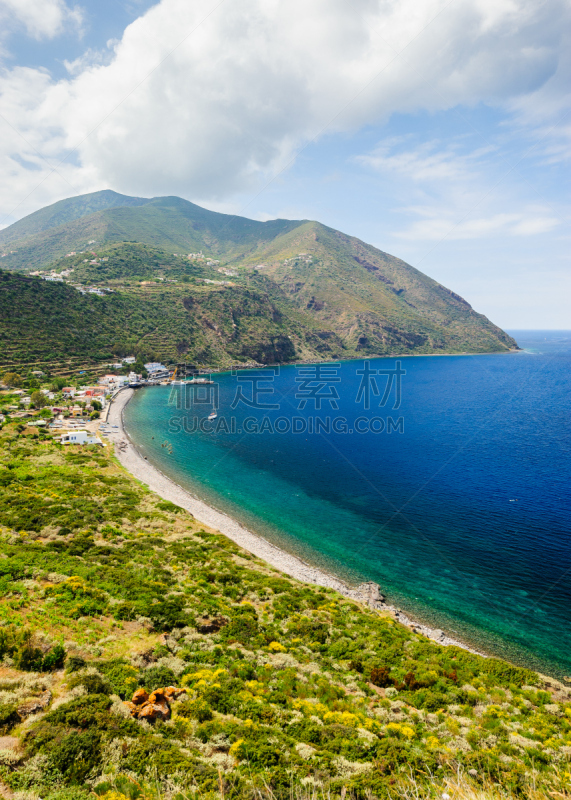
[0, 269, 347, 372]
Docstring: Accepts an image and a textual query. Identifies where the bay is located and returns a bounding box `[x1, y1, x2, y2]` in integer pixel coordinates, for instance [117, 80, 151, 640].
[124, 331, 571, 677]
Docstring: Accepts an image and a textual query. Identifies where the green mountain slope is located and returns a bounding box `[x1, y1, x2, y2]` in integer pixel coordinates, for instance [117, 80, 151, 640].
[0, 194, 303, 270]
[0, 192, 518, 359]
[0, 269, 349, 372]
[0, 189, 148, 246]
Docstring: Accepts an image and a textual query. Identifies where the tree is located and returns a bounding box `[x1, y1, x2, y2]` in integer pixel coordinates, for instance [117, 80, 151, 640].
[90, 411, 100, 420]
[51, 377, 67, 392]
[30, 391, 48, 409]
[2, 372, 22, 388]
[91, 400, 102, 411]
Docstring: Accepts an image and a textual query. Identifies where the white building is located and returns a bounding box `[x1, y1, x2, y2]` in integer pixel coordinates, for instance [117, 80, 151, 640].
[123, 356, 136, 364]
[60, 430, 103, 446]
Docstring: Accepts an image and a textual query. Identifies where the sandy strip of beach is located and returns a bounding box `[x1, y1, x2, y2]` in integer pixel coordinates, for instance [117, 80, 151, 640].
[104, 388, 479, 653]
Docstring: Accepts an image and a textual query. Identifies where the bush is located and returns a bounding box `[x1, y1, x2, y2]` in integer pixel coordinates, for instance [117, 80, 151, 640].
[45, 694, 113, 728]
[294, 617, 329, 644]
[370, 666, 393, 688]
[0, 703, 19, 733]
[141, 665, 177, 691]
[242, 741, 282, 768]
[177, 698, 213, 722]
[13, 642, 65, 673]
[97, 661, 139, 699]
[42, 645, 66, 671]
[145, 598, 188, 631]
[67, 673, 112, 695]
[156, 501, 183, 514]
[65, 655, 86, 673]
[15, 644, 45, 672]
[221, 608, 259, 644]
[46, 729, 102, 784]
[114, 602, 137, 621]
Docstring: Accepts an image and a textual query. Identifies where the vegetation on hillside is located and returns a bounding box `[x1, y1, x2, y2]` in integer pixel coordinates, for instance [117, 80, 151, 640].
[0, 269, 336, 373]
[0, 413, 569, 800]
[0, 190, 148, 247]
[48, 242, 219, 284]
[0, 191, 518, 363]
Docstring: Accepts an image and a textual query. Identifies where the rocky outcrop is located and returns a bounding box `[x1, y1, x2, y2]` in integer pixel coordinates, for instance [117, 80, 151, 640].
[350, 582, 386, 609]
[124, 686, 186, 722]
[17, 690, 52, 720]
[132, 688, 149, 705]
[195, 615, 227, 634]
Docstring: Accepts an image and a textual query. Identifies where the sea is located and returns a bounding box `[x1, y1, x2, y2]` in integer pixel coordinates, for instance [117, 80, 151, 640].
[123, 331, 571, 677]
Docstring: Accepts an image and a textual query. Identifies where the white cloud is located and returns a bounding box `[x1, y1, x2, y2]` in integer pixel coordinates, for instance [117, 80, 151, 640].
[353, 134, 564, 242]
[395, 209, 559, 240]
[0, 0, 570, 221]
[0, 0, 83, 40]
[355, 138, 495, 182]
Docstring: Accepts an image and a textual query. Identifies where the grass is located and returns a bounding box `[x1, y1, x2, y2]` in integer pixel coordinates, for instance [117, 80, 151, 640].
[0, 414, 569, 799]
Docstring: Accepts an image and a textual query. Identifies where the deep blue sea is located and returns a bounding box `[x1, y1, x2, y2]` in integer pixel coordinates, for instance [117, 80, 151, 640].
[124, 331, 571, 677]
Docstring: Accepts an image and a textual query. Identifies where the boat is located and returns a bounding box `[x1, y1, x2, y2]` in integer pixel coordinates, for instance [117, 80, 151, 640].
[208, 411, 217, 421]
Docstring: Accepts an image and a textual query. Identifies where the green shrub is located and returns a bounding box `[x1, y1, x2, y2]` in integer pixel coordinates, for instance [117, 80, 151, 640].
[141, 665, 177, 690]
[221, 608, 259, 644]
[0, 702, 19, 733]
[242, 740, 282, 768]
[5, 633, 66, 673]
[176, 698, 213, 722]
[97, 661, 139, 699]
[45, 694, 113, 728]
[144, 598, 188, 631]
[42, 645, 66, 671]
[45, 729, 102, 785]
[15, 644, 45, 672]
[67, 673, 112, 696]
[114, 602, 137, 621]
[156, 501, 183, 514]
[65, 655, 86, 673]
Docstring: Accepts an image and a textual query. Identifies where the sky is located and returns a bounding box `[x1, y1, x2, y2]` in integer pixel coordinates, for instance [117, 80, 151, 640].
[0, 0, 569, 328]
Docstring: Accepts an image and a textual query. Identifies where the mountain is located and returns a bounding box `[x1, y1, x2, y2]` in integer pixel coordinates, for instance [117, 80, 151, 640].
[0, 189, 149, 247]
[0, 192, 302, 268]
[0, 192, 518, 366]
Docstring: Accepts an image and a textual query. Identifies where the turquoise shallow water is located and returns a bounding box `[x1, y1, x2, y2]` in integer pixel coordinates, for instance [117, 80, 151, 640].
[124, 331, 571, 677]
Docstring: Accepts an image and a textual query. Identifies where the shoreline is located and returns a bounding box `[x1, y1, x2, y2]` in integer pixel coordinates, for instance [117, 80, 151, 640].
[207, 347, 523, 375]
[106, 388, 484, 655]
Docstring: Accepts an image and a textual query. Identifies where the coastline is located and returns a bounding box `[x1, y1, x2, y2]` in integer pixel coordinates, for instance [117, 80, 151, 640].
[106, 387, 484, 655]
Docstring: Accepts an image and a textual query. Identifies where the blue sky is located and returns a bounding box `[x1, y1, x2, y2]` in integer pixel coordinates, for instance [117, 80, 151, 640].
[0, 0, 569, 328]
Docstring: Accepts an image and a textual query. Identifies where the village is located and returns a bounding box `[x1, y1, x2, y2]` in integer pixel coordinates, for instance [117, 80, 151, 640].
[0, 357, 178, 448]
